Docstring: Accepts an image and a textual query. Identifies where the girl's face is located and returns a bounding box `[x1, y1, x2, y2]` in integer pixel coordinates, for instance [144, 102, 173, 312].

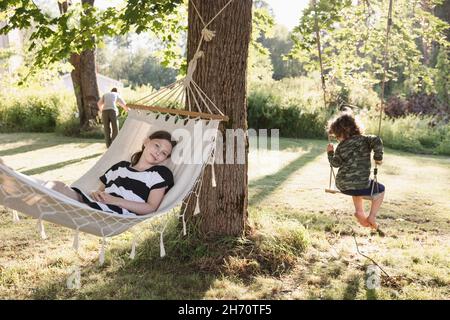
[143, 138, 173, 164]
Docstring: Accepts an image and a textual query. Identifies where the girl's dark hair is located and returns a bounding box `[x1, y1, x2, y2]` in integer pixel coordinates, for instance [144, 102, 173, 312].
[327, 111, 363, 140]
[131, 131, 177, 166]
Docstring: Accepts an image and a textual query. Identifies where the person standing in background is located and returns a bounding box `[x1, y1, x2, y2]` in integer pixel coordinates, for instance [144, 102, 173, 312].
[97, 88, 129, 147]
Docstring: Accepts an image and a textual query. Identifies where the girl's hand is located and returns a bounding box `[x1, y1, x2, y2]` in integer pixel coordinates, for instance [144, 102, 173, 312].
[327, 143, 334, 152]
[90, 190, 103, 202]
[375, 160, 383, 165]
[99, 192, 119, 205]
[91, 191, 119, 205]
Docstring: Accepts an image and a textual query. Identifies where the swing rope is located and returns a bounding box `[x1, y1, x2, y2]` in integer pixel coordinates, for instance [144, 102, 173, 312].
[319, 0, 394, 196]
[312, 0, 339, 194]
[313, 0, 328, 111]
[370, 0, 393, 196]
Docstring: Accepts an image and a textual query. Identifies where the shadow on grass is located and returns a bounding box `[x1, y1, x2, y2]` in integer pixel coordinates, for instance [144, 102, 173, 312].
[0, 134, 102, 157]
[30, 231, 220, 299]
[278, 138, 325, 151]
[20, 153, 103, 176]
[0, 141, 64, 157]
[249, 141, 323, 206]
[29, 214, 308, 299]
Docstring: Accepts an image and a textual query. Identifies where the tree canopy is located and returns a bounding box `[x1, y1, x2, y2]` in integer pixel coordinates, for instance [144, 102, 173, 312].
[289, 0, 450, 99]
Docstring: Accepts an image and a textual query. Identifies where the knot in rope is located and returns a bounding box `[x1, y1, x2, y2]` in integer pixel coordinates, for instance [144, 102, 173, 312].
[201, 28, 216, 42]
[185, 50, 204, 84]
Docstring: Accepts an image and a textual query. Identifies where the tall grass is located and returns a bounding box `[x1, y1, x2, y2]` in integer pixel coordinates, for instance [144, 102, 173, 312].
[0, 87, 75, 133]
[248, 77, 331, 139]
[364, 113, 450, 156]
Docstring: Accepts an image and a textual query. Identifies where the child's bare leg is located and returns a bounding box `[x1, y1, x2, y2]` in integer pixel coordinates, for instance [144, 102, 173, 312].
[352, 196, 370, 227]
[44, 181, 82, 202]
[367, 192, 385, 229]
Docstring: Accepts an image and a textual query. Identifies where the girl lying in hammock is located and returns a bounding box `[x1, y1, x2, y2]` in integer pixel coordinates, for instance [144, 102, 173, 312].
[0, 131, 176, 216]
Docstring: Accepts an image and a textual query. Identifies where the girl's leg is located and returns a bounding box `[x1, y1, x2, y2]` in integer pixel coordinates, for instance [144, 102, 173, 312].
[352, 196, 370, 227]
[44, 181, 82, 202]
[2, 159, 82, 202]
[367, 192, 385, 229]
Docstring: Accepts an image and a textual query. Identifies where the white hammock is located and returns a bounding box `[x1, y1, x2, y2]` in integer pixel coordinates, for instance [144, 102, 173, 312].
[0, 108, 219, 237]
[0, 73, 226, 267]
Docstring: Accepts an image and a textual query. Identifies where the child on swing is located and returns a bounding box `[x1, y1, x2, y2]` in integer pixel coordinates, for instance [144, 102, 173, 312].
[326, 110, 385, 229]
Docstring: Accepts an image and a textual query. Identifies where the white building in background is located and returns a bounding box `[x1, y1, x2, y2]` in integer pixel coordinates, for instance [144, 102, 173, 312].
[1, 22, 123, 95]
[0, 22, 24, 74]
[58, 73, 124, 95]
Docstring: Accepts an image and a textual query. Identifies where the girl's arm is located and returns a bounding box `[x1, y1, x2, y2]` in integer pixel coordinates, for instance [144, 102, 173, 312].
[327, 145, 344, 168]
[95, 187, 167, 215]
[366, 135, 384, 162]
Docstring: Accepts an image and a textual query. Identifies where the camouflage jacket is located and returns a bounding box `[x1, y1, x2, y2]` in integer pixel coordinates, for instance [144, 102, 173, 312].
[327, 135, 383, 191]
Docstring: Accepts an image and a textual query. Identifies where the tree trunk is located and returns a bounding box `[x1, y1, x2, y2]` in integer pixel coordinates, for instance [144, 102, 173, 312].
[435, 0, 450, 42]
[60, 0, 100, 130]
[421, 0, 432, 66]
[69, 53, 83, 121]
[185, 0, 253, 237]
[79, 48, 100, 129]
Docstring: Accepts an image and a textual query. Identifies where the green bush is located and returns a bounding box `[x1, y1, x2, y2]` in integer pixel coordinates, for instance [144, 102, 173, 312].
[1, 99, 58, 132]
[247, 76, 381, 140]
[280, 106, 328, 138]
[55, 117, 80, 136]
[247, 87, 328, 139]
[364, 112, 450, 155]
[2, 79, 448, 156]
[0, 88, 75, 133]
[248, 77, 449, 155]
[436, 137, 450, 155]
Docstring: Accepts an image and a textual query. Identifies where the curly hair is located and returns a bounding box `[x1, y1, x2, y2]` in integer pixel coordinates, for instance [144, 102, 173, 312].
[327, 112, 363, 139]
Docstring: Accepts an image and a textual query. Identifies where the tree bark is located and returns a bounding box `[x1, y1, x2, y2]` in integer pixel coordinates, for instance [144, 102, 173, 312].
[79, 48, 100, 129]
[59, 0, 100, 130]
[421, 0, 432, 66]
[185, 0, 253, 237]
[435, 0, 450, 42]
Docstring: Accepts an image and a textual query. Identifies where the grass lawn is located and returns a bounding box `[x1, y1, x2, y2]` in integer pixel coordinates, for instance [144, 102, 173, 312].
[1, 132, 449, 299]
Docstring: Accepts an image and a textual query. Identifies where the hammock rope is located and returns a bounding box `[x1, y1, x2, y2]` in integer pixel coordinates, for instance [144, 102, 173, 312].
[370, 0, 393, 196]
[313, 0, 339, 194]
[127, 0, 233, 121]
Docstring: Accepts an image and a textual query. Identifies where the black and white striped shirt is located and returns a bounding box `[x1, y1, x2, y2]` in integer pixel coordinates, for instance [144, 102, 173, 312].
[73, 161, 174, 215]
